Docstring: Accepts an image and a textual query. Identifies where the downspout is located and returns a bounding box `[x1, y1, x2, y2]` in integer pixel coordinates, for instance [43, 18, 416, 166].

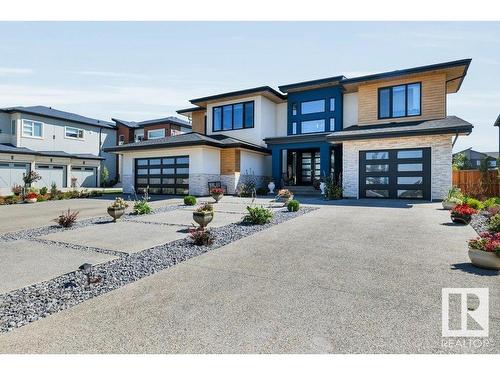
[452, 130, 459, 147]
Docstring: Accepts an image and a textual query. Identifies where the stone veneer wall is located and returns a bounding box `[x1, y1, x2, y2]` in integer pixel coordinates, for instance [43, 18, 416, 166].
[342, 134, 453, 200]
[189, 173, 221, 196]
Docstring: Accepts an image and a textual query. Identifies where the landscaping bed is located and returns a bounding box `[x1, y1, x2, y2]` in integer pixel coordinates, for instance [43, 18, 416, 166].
[0, 205, 316, 332]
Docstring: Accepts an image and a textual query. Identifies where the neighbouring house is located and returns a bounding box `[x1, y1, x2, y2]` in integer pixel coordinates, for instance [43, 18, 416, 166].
[105, 58, 474, 200]
[495, 114, 500, 154]
[453, 148, 498, 169]
[0, 106, 117, 195]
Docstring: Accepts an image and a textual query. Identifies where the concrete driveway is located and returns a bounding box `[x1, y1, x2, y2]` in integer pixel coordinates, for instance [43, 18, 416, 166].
[0, 201, 498, 353]
[0, 195, 181, 234]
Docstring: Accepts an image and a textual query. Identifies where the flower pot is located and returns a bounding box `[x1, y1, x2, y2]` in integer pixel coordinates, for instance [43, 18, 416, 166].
[442, 201, 457, 210]
[268, 181, 275, 194]
[211, 193, 223, 203]
[107, 207, 125, 222]
[468, 248, 500, 270]
[24, 198, 37, 203]
[319, 182, 326, 195]
[451, 213, 471, 225]
[193, 211, 213, 227]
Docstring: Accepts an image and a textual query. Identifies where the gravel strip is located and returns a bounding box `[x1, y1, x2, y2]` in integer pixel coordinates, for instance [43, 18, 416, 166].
[470, 212, 490, 235]
[0, 206, 317, 332]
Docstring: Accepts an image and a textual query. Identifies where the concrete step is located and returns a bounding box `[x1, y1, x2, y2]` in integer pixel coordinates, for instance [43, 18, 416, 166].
[283, 185, 322, 196]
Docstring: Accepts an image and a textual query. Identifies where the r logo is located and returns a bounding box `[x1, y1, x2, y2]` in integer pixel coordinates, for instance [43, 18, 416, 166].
[442, 288, 489, 337]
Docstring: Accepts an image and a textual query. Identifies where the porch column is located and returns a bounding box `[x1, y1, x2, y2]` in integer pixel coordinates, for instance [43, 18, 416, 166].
[320, 144, 331, 179]
[271, 147, 282, 188]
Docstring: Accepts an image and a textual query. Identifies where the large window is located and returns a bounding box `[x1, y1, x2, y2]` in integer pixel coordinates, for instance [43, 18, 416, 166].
[301, 119, 325, 133]
[148, 129, 166, 139]
[213, 101, 254, 131]
[301, 99, 325, 115]
[22, 119, 43, 138]
[378, 82, 421, 119]
[65, 126, 84, 139]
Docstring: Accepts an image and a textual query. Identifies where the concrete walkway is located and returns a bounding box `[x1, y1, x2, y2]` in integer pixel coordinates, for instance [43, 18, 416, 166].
[0, 202, 498, 353]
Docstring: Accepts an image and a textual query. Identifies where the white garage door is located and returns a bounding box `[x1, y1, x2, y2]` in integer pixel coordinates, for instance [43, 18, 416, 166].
[71, 166, 97, 188]
[0, 163, 30, 190]
[34, 164, 67, 189]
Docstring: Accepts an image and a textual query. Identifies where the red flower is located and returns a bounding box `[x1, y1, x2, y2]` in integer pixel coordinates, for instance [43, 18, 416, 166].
[452, 203, 477, 216]
[210, 187, 224, 195]
[25, 192, 38, 200]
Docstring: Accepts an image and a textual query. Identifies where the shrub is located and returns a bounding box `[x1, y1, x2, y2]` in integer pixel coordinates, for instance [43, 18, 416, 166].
[488, 213, 500, 233]
[133, 199, 152, 215]
[22, 171, 41, 185]
[243, 206, 273, 225]
[325, 174, 343, 200]
[54, 209, 79, 228]
[445, 186, 464, 201]
[50, 182, 58, 199]
[287, 199, 300, 212]
[483, 197, 497, 209]
[11, 184, 23, 196]
[1, 195, 19, 205]
[37, 195, 47, 202]
[236, 182, 256, 197]
[256, 187, 268, 196]
[487, 205, 500, 217]
[463, 197, 484, 211]
[184, 195, 197, 205]
[189, 226, 214, 246]
[277, 189, 293, 199]
[61, 191, 73, 200]
[39, 186, 48, 196]
[468, 232, 500, 256]
[108, 197, 129, 210]
[196, 202, 214, 212]
[101, 165, 110, 187]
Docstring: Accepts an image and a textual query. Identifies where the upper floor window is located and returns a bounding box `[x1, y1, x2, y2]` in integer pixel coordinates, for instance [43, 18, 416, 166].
[22, 119, 43, 138]
[213, 101, 254, 132]
[65, 126, 84, 139]
[11, 120, 16, 135]
[330, 98, 335, 111]
[118, 135, 125, 145]
[148, 129, 165, 139]
[292, 103, 297, 116]
[301, 99, 325, 115]
[301, 119, 325, 133]
[378, 82, 421, 119]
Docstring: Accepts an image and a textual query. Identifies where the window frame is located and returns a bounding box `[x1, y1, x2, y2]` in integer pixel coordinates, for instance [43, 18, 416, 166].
[212, 100, 254, 132]
[11, 119, 16, 135]
[377, 82, 421, 120]
[65, 126, 85, 140]
[147, 128, 166, 139]
[300, 99, 326, 115]
[21, 119, 44, 139]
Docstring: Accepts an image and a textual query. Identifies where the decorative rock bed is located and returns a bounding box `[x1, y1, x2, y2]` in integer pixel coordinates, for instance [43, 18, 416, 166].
[0, 205, 316, 332]
[470, 212, 490, 234]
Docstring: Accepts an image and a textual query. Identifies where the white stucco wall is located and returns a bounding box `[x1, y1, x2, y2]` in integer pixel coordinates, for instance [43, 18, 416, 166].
[342, 134, 453, 200]
[240, 150, 271, 177]
[275, 102, 288, 137]
[343, 92, 359, 128]
[205, 95, 282, 146]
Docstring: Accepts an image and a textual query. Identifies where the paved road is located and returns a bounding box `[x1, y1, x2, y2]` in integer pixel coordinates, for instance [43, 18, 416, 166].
[0, 195, 181, 234]
[0, 201, 498, 353]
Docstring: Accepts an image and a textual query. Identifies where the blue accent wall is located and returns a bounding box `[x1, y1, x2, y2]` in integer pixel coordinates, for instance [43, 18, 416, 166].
[287, 86, 343, 135]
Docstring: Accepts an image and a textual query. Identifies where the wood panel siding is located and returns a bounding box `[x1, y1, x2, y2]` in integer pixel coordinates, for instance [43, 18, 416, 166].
[357, 72, 447, 126]
[220, 148, 240, 175]
[117, 124, 134, 144]
[191, 111, 206, 134]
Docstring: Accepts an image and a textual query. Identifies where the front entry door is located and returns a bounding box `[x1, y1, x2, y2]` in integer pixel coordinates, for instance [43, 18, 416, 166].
[297, 150, 320, 185]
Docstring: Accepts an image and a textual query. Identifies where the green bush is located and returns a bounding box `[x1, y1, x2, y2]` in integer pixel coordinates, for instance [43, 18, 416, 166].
[463, 197, 484, 211]
[39, 186, 48, 196]
[133, 199, 152, 215]
[184, 195, 197, 205]
[287, 199, 300, 212]
[37, 195, 47, 202]
[256, 187, 268, 196]
[243, 206, 273, 225]
[483, 197, 498, 208]
[488, 213, 500, 232]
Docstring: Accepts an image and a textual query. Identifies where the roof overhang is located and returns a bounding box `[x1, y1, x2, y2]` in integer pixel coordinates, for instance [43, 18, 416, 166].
[264, 132, 331, 145]
[326, 117, 473, 143]
[176, 107, 206, 118]
[189, 86, 286, 107]
[341, 59, 472, 94]
[279, 76, 345, 93]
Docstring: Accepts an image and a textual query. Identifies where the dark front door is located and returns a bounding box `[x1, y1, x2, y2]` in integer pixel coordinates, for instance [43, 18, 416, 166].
[359, 148, 431, 199]
[286, 149, 320, 186]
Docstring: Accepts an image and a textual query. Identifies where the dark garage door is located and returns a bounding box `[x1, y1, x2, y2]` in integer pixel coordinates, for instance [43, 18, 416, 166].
[359, 148, 431, 199]
[135, 156, 189, 195]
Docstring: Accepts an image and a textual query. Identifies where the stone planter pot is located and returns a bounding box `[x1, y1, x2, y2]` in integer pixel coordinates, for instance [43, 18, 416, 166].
[451, 213, 471, 225]
[442, 200, 457, 210]
[107, 207, 125, 222]
[468, 248, 500, 270]
[268, 181, 275, 194]
[24, 198, 37, 203]
[211, 193, 223, 203]
[193, 211, 213, 227]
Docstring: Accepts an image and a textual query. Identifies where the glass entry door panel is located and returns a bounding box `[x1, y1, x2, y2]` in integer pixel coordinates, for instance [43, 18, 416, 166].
[301, 152, 312, 183]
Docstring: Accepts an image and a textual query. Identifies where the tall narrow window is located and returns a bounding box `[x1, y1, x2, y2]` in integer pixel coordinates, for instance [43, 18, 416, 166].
[407, 83, 421, 116]
[379, 88, 391, 118]
[222, 105, 232, 130]
[213, 107, 222, 131]
[292, 103, 297, 116]
[11, 120, 16, 135]
[330, 98, 335, 111]
[233, 103, 244, 129]
[330, 118, 335, 130]
[292, 122, 297, 135]
[243, 102, 254, 128]
[392, 85, 406, 117]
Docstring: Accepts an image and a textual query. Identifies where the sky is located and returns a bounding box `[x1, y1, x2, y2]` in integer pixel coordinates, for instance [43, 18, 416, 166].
[0, 22, 498, 151]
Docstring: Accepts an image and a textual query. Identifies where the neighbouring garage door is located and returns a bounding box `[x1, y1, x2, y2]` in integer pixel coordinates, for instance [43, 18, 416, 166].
[0, 162, 30, 190]
[135, 156, 189, 195]
[34, 164, 67, 189]
[71, 166, 97, 188]
[359, 148, 431, 200]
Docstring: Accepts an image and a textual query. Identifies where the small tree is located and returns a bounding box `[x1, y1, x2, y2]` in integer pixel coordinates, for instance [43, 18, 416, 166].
[452, 153, 468, 170]
[101, 165, 109, 187]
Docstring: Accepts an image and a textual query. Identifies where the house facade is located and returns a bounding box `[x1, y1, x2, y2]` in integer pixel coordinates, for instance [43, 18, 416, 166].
[453, 148, 498, 169]
[0, 106, 117, 195]
[106, 58, 474, 200]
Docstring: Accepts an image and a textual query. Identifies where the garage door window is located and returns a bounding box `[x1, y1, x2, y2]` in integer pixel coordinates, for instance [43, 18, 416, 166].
[359, 148, 430, 200]
[135, 156, 189, 195]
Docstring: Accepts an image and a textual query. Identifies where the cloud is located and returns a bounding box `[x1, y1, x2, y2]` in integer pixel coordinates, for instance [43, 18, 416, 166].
[0, 67, 34, 75]
[77, 70, 147, 79]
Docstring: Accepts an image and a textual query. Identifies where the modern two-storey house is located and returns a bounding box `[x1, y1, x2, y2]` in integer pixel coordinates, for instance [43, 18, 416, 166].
[106, 59, 474, 200]
[0, 106, 117, 195]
